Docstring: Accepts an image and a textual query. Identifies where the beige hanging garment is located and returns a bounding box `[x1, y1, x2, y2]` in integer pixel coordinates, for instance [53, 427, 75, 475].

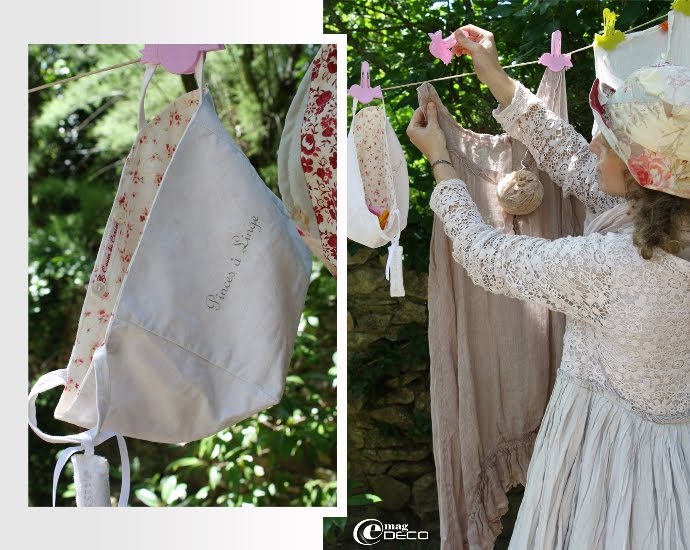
[420, 69, 585, 550]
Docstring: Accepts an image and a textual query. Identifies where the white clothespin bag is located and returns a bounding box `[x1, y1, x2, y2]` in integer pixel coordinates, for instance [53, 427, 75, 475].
[592, 8, 690, 138]
[28, 58, 312, 505]
[347, 99, 409, 296]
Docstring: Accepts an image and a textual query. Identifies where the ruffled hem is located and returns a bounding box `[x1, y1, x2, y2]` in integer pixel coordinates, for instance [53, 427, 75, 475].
[466, 431, 538, 550]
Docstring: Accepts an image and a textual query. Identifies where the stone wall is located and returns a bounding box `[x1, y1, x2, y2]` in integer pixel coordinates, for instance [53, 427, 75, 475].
[347, 246, 440, 541]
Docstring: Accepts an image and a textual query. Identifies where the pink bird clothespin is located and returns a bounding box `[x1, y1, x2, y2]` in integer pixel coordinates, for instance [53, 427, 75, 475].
[429, 30, 469, 65]
[538, 31, 572, 72]
[140, 44, 225, 75]
[348, 61, 383, 104]
[429, 31, 457, 65]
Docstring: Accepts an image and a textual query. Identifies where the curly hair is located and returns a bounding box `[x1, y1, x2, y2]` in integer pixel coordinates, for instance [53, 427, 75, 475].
[623, 171, 690, 260]
[598, 138, 690, 259]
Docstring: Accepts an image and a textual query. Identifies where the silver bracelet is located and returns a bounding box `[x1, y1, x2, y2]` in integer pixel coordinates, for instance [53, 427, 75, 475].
[430, 158, 453, 171]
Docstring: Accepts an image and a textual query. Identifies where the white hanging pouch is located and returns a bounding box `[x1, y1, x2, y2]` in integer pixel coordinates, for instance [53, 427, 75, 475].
[347, 98, 409, 297]
[29, 58, 312, 505]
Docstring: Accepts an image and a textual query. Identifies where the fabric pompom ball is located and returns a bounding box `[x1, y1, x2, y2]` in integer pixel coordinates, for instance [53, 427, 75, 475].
[496, 169, 544, 215]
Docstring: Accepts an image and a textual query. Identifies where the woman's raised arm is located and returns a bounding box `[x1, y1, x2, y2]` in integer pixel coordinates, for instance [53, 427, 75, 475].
[453, 24, 623, 215]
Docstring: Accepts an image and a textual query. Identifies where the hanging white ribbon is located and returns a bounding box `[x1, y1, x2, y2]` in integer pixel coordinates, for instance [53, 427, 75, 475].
[51, 430, 130, 507]
[28, 366, 129, 507]
[384, 209, 405, 297]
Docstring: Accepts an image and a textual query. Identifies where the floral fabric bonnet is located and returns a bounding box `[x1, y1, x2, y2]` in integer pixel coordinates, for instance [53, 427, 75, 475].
[589, 63, 690, 199]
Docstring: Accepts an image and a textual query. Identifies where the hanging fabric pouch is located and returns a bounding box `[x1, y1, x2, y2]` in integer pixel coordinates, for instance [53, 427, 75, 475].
[278, 44, 337, 277]
[29, 58, 312, 505]
[347, 99, 409, 296]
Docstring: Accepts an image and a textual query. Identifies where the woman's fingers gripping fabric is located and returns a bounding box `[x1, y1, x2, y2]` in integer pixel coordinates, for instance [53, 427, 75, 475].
[451, 24, 492, 56]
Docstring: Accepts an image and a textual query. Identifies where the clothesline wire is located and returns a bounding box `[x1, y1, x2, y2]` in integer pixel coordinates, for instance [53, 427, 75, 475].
[379, 12, 669, 92]
[29, 58, 140, 94]
[28, 12, 668, 94]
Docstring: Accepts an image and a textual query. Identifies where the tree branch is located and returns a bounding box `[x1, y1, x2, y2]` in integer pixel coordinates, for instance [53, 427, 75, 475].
[323, 3, 390, 73]
[240, 45, 261, 103]
[385, 0, 417, 35]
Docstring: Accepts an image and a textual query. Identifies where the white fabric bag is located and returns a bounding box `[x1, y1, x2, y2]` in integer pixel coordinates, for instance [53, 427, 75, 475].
[347, 99, 409, 296]
[594, 9, 690, 90]
[592, 8, 690, 137]
[593, 16, 668, 90]
[29, 59, 312, 504]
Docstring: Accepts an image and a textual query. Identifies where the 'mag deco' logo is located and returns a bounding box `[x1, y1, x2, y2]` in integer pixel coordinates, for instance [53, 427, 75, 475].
[353, 519, 429, 545]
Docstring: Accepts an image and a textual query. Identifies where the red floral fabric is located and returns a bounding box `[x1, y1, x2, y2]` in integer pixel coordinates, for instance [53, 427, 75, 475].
[300, 44, 337, 276]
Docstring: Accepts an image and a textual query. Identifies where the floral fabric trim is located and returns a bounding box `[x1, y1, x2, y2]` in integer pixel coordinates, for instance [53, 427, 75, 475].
[300, 44, 337, 276]
[63, 91, 200, 399]
[353, 106, 392, 215]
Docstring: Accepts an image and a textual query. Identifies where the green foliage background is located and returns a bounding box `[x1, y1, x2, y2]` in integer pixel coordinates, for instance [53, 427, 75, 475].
[29, 44, 337, 507]
[325, 0, 670, 545]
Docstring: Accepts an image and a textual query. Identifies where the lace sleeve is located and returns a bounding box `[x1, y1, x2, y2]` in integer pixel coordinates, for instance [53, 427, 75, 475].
[430, 179, 614, 324]
[493, 82, 623, 216]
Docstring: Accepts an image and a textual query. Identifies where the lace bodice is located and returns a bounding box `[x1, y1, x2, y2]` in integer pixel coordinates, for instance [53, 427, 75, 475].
[493, 82, 624, 217]
[430, 85, 690, 423]
[431, 179, 689, 422]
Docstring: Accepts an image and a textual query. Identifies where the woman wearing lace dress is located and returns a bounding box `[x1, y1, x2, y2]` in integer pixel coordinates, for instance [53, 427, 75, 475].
[407, 24, 690, 549]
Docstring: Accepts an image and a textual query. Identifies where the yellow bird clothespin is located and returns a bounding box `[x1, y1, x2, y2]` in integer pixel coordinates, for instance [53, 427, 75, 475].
[595, 8, 626, 50]
[672, 0, 690, 16]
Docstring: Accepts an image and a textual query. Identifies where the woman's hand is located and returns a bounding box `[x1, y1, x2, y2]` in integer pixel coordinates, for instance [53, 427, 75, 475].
[407, 102, 457, 183]
[406, 102, 448, 162]
[451, 24, 516, 106]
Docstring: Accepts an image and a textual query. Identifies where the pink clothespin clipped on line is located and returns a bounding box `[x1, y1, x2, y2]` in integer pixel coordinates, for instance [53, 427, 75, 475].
[139, 44, 225, 74]
[538, 31, 572, 72]
[348, 61, 383, 104]
[429, 30, 469, 65]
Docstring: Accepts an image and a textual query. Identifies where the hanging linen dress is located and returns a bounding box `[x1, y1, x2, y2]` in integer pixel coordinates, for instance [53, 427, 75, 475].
[421, 69, 586, 549]
[429, 80, 690, 550]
